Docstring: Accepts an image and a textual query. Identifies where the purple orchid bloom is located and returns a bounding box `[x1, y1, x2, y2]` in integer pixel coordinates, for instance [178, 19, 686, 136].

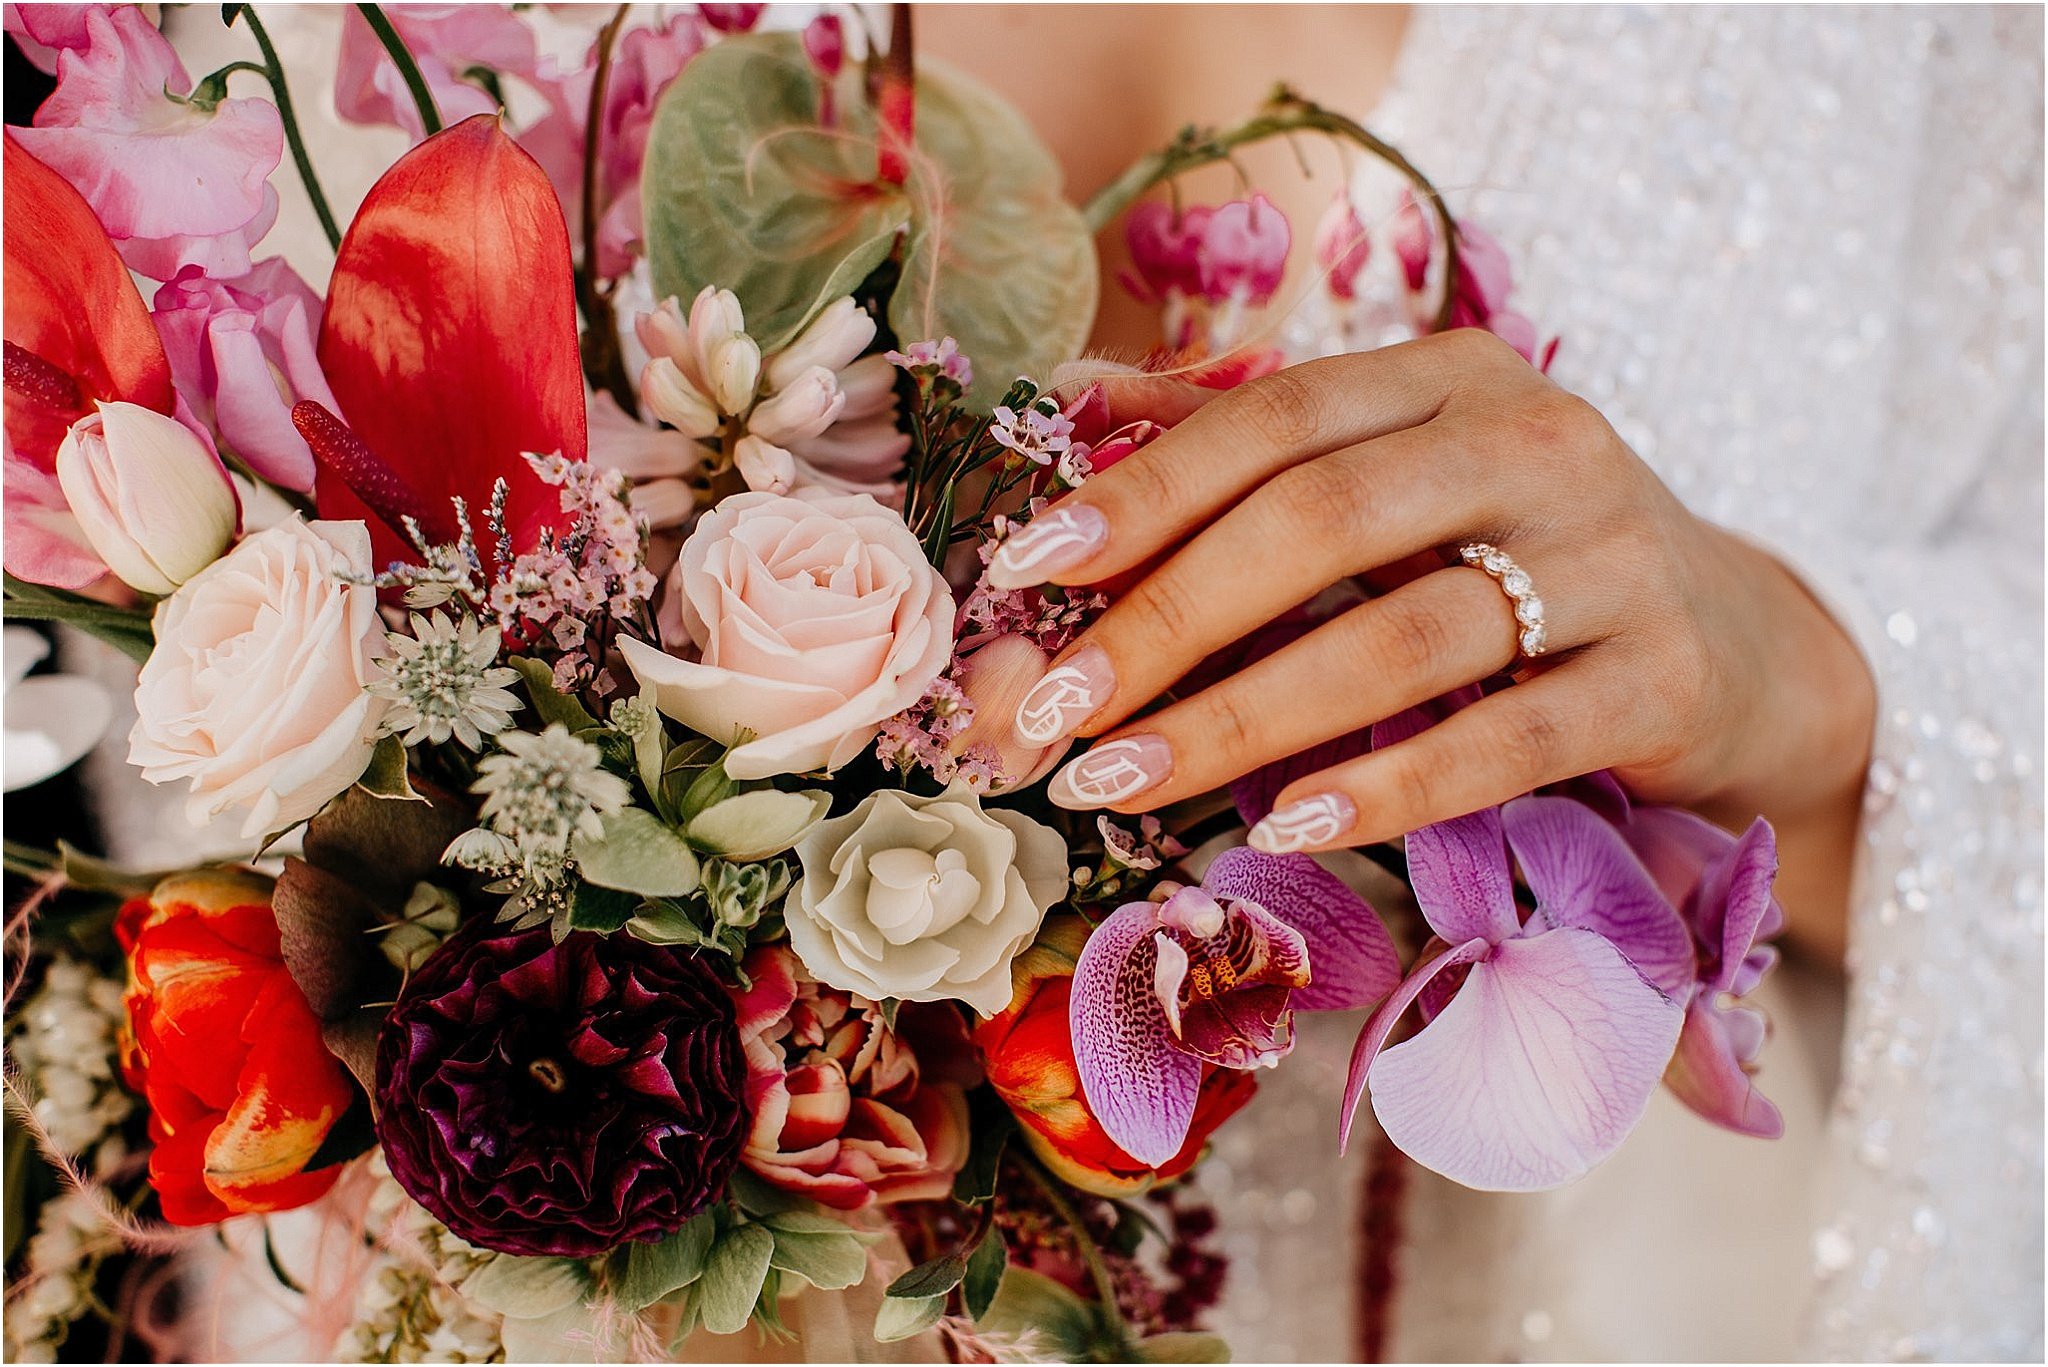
[1072, 846, 1400, 1165]
[1623, 806, 1786, 1139]
[1339, 712, 1695, 1191]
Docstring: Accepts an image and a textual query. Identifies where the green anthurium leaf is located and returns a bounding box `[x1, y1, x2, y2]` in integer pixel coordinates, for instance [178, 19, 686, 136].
[767, 1227, 868, 1291]
[873, 1292, 947, 1344]
[963, 1226, 1007, 1322]
[887, 58, 1097, 410]
[508, 656, 600, 732]
[885, 1252, 967, 1300]
[571, 807, 701, 897]
[698, 1224, 775, 1335]
[683, 789, 830, 860]
[461, 1255, 591, 1319]
[357, 734, 425, 802]
[612, 1212, 716, 1312]
[643, 34, 912, 353]
[1132, 1332, 1234, 1363]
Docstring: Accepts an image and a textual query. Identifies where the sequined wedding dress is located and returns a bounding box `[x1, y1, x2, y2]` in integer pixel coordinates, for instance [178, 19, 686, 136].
[1195, 6, 2044, 1361]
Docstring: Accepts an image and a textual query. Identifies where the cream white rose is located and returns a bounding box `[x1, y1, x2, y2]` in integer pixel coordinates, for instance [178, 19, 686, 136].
[617, 489, 953, 780]
[787, 787, 1069, 1016]
[128, 518, 389, 840]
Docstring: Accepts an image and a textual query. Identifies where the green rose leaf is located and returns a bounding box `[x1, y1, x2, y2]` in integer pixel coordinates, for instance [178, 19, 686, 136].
[697, 1223, 775, 1335]
[963, 1227, 1007, 1322]
[642, 35, 912, 353]
[884, 1251, 967, 1300]
[509, 656, 600, 733]
[611, 1212, 717, 1312]
[684, 789, 830, 860]
[461, 1255, 591, 1320]
[873, 1292, 947, 1344]
[567, 880, 640, 934]
[572, 807, 701, 897]
[767, 1227, 868, 1291]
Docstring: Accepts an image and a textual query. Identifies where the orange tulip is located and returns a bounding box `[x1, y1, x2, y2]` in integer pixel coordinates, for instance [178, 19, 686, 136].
[975, 917, 1256, 1197]
[117, 868, 354, 1225]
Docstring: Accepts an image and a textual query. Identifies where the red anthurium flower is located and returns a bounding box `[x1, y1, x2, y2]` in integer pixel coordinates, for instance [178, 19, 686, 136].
[313, 114, 586, 570]
[4, 132, 177, 588]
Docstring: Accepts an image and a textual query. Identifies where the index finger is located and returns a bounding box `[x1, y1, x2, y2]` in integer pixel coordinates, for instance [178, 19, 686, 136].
[985, 337, 1467, 591]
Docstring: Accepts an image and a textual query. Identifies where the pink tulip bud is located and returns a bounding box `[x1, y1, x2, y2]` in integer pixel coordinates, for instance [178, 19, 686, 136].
[1313, 193, 1372, 301]
[55, 402, 237, 595]
[1124, 201, 1212, 300]
[640, 356, 721, 438]
[951, 635, 1071, 790]
[734, 434, 796, 494]
[1199, 194, 1291, 305]
[765, 297, 875, 392]
[747, 365, 846, 446]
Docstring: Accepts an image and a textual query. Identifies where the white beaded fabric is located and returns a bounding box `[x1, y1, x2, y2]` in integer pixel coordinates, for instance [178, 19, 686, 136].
[1200, 5, 2042, 1362]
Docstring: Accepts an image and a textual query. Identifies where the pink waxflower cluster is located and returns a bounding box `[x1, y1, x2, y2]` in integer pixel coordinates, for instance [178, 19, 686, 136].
[873, 672, 1004, 791]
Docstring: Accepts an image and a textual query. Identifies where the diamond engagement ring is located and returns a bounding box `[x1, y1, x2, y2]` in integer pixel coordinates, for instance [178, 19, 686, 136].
[1460, 543, 1549, 658]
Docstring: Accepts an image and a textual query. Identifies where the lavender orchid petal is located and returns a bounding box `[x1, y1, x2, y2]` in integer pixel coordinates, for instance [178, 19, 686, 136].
[1232, 729, 1372, 825]
[1619, 804, 1734, 908]
[1402, 804, 1521, 945]
[1071, 902, 1203, 1165]
[1690, 818, 1782, 995]
[1502, 796, 1695, 997]
[1338, 936, 1492, 1153]
[1203, 846, 1400, 1012]
[1368, 927, 1685, 1190]
[1664, 999, 1785, 1139]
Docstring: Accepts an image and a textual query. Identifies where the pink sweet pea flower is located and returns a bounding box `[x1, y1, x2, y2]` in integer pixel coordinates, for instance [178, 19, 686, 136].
[1072, 846, 1400, 1165]
[336, 4, 544, 142]
[1198, 194, 1291, 306]
[2, 3, 96, 73]
[151, 261, 339, 493]
[11, 5, 284, 281]
[1340, 708, 1694, 1190]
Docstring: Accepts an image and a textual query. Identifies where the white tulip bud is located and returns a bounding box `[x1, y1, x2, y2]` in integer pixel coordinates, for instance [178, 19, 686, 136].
[834, 353, 900, 421]
[640, 356, 722, 437]
[764, 296, 876, 392]
[55, 403, 236, 595]
[733, 434, 796, 494]
[746, 366, 846, 446]
[706, 333, 762, 415]
[686, 285, 746, 369]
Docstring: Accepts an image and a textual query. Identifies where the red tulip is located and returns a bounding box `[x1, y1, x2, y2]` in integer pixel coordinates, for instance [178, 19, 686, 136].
[312, 114, 586, 570]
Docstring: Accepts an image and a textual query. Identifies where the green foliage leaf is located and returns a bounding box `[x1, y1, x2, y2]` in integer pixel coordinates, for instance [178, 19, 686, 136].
[643, 35, 913, 352]
[571, 807, 701, 897]
[963, 1226, 1007, 1322]
[698, 1223, 775, 1335]
[975, 1266, 1103, 1358]
[3, 573, 154, 664]
[611, 1212, 716, 1312]
[508, 656, 600, 732]
[56, 841, 164, 898]
[357, 734, 425, 802]
[953, 1088, 1014, 1204]
[887, 59, 1097, 409]
[885, 1251, 967, 1301]
[684, 789, 829, 860]
[1133, 1333, 1234, 1362]
[567, 880, 639, 933]
[873, 1291, 947, 1344]
[726, 1167, 807, 1219]
[767, 1226, 867, 1291]
[461, 1255, 591, 1319]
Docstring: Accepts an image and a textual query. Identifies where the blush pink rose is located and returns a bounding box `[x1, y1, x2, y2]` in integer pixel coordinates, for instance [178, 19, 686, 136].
[617, 489, 954, 779]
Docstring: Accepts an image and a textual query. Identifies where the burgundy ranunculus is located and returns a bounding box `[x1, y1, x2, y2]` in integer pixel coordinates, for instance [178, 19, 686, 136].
[374, 921, 747, 1257]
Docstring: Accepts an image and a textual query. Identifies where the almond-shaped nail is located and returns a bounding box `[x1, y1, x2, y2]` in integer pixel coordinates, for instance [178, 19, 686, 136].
[1247, 794, 1357, 853]
[1048, 734, 1172, 809]
[1014, 645, 1115, 746]
[985, 504, 1109, 589]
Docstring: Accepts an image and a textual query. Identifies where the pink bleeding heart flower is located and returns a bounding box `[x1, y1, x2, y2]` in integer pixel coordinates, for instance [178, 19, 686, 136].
[1313, 193, 1372, 301]
[11, 5, 284, 281]
[336, 4, 543, 143]
[1340, 707, 1693, 1191]
[1122, 202, 1213, 302]
[1072, 846, 1400, 1165]
[1620, 806, 1786, 1139]
[1198, 194, 1291, 306]
[1390, 190, 1433, 292]
[151, 261, 340, 493]
[698, 4, 767, 35]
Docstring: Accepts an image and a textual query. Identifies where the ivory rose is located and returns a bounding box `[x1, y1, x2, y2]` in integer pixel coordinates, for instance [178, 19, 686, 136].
[618, 489, 954, 779]
[128, 518, 389, 840]
[787, 787, 1068, 1016]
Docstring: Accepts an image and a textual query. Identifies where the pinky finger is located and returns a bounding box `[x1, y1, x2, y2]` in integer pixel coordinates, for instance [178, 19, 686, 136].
[1248, 659, 1630, 852]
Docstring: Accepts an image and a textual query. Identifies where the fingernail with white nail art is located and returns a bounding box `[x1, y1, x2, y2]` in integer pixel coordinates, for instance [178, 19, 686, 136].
[1247, 794, 1357, 854]
[985, 504, 1109, 589]
[1013, 646, 1115, 746]
[1047, 734, 1172, 809]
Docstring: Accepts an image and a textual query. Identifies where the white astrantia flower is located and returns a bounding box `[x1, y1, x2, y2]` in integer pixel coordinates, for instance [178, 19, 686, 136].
[370, 612, 523, 750]
[471, 724, 632, 882]
[786, 785, 1068, 1016]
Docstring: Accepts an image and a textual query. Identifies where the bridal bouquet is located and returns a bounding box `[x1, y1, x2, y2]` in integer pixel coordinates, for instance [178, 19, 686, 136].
[3, 5, 1784, 1361]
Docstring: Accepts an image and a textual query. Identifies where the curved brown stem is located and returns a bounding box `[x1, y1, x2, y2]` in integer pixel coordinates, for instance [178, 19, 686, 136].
[576, 4, 638, 417]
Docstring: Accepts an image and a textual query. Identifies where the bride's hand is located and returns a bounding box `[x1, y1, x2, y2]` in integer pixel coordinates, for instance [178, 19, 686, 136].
[993, 330, 1874, 942]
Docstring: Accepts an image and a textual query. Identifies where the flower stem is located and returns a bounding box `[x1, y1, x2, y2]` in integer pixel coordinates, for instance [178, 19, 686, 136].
[576, 4, 638, 417]
[1082, 86, 1463, 333]
[357, 4, 442, 138]
[1017, 1151, 1128, 1347]
[225, 5, 343, 250]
